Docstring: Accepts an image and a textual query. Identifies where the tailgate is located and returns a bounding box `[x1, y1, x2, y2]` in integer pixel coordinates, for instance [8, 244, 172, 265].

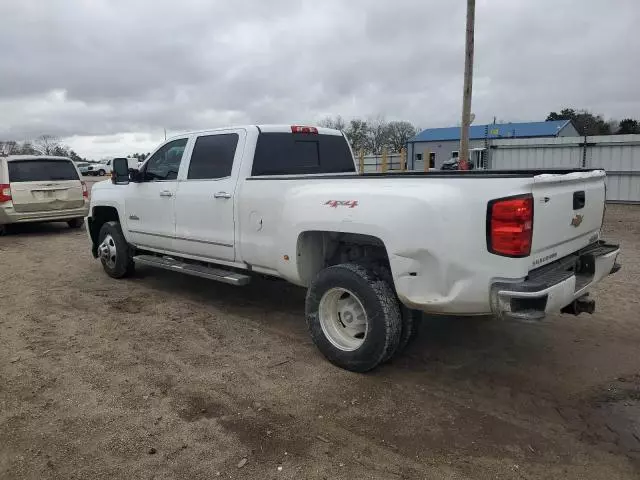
[8, 159, 84, 213]
[529, 170, 606, 268]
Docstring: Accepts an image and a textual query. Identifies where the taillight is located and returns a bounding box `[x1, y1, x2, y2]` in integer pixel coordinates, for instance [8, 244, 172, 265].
[0, 184, 11, 203]
[487, 194, 534, 257]
[81, 181, 88, 199]
[291, 125, 318, 134]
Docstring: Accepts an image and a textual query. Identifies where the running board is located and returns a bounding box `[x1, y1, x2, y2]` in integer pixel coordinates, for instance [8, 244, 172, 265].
[133, 255, 251, 286]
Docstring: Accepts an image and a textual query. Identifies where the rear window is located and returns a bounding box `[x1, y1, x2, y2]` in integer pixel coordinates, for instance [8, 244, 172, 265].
[252, 133, 355, 176]
[8, 160, 79, 182]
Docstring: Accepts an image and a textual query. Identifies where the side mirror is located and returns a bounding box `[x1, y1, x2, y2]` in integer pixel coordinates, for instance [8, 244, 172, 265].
[129, 168, 143, 182]
[111, 157, 130, 184]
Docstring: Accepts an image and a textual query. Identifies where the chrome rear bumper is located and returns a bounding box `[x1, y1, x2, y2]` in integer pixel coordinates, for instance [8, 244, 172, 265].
[491, 241, 620, 321]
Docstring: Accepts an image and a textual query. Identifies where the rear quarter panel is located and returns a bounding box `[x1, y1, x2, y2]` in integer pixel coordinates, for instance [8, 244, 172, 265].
[238, 176, 535, 314]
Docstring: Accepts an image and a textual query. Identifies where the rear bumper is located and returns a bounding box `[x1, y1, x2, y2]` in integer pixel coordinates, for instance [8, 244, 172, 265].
[490, 241, 620, 321]
[0, 204, 89, 224]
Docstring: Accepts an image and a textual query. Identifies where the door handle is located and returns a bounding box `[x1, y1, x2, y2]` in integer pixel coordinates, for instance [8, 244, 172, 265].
[159, 190, 173, 197]
[214, 192, 232, 199]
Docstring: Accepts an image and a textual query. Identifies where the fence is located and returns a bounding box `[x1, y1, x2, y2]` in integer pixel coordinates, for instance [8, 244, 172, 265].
[489, 135, 640, 203]
[361, 153, 404, 173]
[358, 149, 433, 173]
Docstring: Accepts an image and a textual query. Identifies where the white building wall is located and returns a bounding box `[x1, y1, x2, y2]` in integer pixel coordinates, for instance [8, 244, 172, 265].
[489, 135, 640, 203]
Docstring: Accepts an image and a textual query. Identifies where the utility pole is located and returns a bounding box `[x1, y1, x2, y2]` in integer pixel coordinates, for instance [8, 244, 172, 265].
[458, 0, 475, 170]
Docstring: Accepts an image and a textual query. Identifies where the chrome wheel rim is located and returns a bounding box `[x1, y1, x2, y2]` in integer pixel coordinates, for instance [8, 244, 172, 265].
[99, 234, 117, 269]
[319, 288, 368, 351]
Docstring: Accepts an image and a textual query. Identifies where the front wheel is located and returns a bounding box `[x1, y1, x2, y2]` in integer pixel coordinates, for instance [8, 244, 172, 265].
[306, 263, 402, 372]
[98, 221, 135, 278]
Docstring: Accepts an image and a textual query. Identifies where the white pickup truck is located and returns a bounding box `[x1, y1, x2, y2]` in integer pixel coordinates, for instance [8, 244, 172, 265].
[87, 125, 620, 372]
[86, 158, 139, 176]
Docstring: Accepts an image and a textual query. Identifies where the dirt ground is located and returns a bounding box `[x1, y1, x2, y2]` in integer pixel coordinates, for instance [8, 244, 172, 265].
[1, 203, 639, 480]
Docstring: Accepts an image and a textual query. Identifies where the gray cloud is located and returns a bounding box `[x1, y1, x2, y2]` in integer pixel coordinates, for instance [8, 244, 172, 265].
[0, 0, 639, 157]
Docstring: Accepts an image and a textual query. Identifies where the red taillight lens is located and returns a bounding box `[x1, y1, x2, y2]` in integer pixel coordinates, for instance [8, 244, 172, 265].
[487, 195, 533, 257]
[291, 125, 318, 134]
[81, 181, 88, 199]
[0, 184, 11, 203]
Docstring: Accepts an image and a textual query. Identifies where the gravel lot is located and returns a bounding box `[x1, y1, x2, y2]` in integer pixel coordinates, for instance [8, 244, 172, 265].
[1, 202, 639, 480]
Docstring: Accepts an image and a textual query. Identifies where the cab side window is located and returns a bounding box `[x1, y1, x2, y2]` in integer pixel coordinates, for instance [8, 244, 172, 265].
[187, 134, 239, 180]
[144, 138, 188, 181]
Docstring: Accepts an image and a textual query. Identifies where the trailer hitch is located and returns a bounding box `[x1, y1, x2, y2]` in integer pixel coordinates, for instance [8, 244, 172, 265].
[561, 294, 596, 316]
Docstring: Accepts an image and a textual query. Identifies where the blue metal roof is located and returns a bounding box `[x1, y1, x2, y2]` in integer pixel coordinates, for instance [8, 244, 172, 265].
[409, 120, 572, 142]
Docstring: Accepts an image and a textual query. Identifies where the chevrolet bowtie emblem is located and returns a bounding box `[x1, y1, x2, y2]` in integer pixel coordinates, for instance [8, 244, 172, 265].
[571, 214, 584, 227]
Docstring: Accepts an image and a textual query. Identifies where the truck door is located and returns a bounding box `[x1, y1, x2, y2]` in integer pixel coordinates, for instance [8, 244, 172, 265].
[124, 137, 189, 250]
[173, 130, 244, 261]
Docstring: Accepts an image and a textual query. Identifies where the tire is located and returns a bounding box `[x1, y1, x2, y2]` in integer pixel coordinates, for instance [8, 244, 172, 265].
[97, 221, 135, 279]
[355, 261, 421, 360]
[98, 169, 106, 176]
[68, 218, 84, 229]
[397, 307, 421, 353]
[306, 263, 402, 372]
[0, 224, 7, 236]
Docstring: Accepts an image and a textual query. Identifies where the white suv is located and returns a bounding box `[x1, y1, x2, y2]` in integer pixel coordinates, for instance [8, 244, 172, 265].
[0, 155, 89, 235]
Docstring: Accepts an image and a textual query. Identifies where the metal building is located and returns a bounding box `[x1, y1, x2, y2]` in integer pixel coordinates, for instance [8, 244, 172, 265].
[490, 135, 640, 203]
[407, 120, 579, 170]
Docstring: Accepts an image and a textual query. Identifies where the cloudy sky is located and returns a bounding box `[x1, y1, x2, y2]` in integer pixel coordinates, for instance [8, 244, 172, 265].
[1, 0, 639, 159]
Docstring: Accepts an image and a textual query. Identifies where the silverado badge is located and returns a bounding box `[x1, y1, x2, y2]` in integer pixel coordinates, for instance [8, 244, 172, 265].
[325, 200, 358, 208]
[571, 213, 584, 227]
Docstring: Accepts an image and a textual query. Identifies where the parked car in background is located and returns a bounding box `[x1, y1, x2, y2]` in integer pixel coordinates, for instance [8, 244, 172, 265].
[86, 125, 620, 372]
[87, 158, 139, 176]
[440, 148, 487, 170]
[76, 162, 91, 175]
[0, 155, 89, 235]
[86, 160, 111, 176]
[121, 157, 141, 170]
[440, 158, 471, 170]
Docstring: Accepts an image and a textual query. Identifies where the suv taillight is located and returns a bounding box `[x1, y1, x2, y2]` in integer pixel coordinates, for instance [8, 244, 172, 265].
[81, 181, 88, 199]
[0, 184, 11, 203]
[487, 194, 534, 257]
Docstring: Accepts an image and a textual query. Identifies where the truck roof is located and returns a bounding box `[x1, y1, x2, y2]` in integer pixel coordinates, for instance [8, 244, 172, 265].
[5, 155, 72, 162]
[167, 124, 343, 140]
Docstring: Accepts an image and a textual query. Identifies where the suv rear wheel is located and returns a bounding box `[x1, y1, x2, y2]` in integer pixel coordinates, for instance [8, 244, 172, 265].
[98, 221, 135, 278]
[98, 169, 106, 176]
[306, 263, 401, 372]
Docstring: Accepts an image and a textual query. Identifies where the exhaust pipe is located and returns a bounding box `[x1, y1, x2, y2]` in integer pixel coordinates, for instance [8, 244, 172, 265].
[561, 294, 596, 316]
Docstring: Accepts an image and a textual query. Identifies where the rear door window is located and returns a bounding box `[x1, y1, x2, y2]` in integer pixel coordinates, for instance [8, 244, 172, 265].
[8, 160, 79, 182]
[252, 133, 354, 176]
[187, 134, 239, 180]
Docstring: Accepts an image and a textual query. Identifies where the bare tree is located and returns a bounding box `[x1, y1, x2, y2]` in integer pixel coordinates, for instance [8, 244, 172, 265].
[33, 135, 65, 155]
[0, 141, 17, 155]
[344, 119, 369, 153]
[52, 145, 69, 157]
[386, 121, 417, 152]
[318, 115, 346, 131]
[14, 141, 39, 155]
[366, 116, 389, 155]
